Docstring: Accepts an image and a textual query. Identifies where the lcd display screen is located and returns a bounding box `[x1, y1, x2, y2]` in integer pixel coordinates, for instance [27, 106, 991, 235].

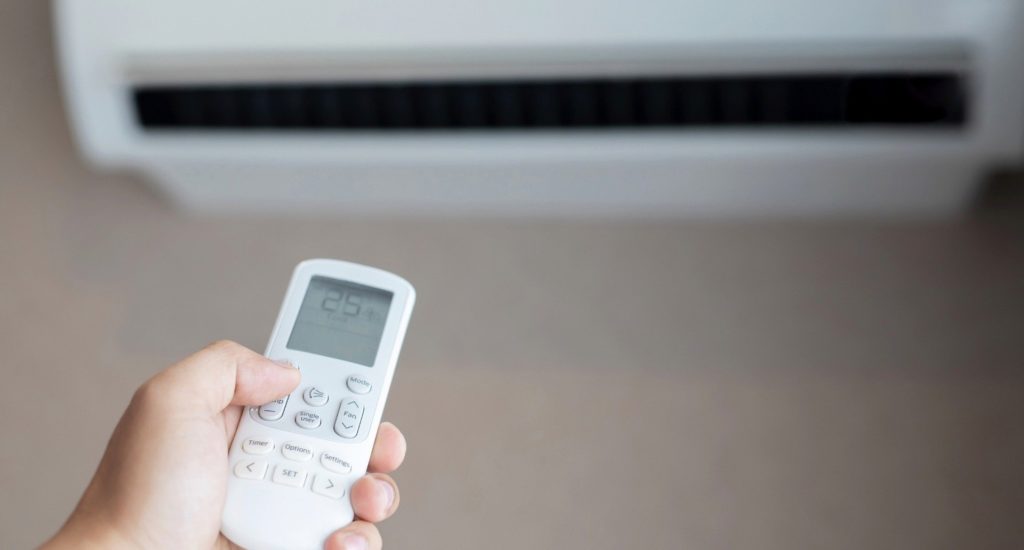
[287, 276, 393, 366]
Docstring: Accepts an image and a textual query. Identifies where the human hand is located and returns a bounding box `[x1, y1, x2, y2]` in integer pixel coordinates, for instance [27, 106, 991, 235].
[43, 340, 405, 550]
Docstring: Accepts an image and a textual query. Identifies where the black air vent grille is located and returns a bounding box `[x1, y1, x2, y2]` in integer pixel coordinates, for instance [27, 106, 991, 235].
[133, 73, 966, 131]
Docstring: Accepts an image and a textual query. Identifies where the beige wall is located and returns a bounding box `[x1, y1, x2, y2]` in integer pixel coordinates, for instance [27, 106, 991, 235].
[2, 2, 1024, 549]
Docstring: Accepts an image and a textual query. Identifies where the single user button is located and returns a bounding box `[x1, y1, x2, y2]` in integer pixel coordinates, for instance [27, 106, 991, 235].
[334, 398, 364, 439]
[281, 441, 313, 462]
[346, 375, 372, 395]
[295, 410, 322, 430]
[242, 436, 275, 455]
[272, 465, 307, 488]
[320, 452, 353, 474]
[234, 459, 268, 480]
[259, 397, 288, 421]
[303, 386, 329, 407]
[312, 474, 346, 499]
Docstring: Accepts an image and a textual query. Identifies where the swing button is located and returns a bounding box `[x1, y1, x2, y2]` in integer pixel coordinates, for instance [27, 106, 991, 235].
[303, 386, 329, 407]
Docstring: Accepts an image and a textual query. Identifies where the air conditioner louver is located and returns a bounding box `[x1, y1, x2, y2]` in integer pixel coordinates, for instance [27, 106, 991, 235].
[133, 73, 966, 131]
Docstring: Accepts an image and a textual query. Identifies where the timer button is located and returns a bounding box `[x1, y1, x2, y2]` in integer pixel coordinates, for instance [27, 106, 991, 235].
[241, 436, 275, 455]
[303, 386, 329, 407]
[295, 410, 322, 430]
[346, 375, 372, 395]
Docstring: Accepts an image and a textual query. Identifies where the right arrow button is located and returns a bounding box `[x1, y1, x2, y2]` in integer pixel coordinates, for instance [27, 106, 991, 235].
[334, 398, 364, 439]
[312, 474, 346, 499]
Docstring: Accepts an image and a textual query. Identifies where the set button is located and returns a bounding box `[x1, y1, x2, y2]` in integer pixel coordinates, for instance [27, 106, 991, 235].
[272, 465, 307, 487]
[295, 410, 322, 430]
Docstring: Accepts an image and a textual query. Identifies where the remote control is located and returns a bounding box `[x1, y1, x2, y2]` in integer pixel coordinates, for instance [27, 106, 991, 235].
[222, 259, 415, 550]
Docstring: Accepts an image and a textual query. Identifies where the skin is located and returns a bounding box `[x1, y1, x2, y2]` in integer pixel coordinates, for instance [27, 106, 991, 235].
[42, 340, 405, 550]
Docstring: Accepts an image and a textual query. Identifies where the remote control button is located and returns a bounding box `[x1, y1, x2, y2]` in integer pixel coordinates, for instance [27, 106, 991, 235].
[281, 442, 313, 462]
[234, 459, 268, 480]
[241, 437, 275, 455]
[303, 386, 329, 407]
[272, 465, 307, 488]
[320, 452, 353, 474]
[259, 397, 288, 421]
[312, 474, 346, 499]
[346, 375, 372, 395]
[295, 410, 322, 430]
[335, 398, 364, 439]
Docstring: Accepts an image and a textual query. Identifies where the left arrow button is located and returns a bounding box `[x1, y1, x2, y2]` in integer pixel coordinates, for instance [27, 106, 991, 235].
[234, 459, 268, 480]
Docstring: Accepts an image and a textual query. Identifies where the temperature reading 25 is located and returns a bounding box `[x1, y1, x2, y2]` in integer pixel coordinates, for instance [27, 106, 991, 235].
[322, 289, 361, 317]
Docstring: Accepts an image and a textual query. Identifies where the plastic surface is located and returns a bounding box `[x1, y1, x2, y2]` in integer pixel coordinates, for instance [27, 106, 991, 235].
[222, 259, 414, 550]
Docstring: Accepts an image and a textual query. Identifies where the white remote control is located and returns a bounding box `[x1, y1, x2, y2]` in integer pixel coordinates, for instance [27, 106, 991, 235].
[222, 259, 415, 550]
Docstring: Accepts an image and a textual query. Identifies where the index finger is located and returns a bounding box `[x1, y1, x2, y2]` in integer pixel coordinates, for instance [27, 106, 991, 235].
[368, 422, 406, 474]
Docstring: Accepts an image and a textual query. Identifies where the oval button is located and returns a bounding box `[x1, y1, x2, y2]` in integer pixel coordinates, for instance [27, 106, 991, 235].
[295, 410, 322, 430]
[303, 386, 329, 407]
[242, 436, 275, 455]
[258, 397, 287, 421]
[320, 452, 353, 474]
[281, 441, 314, 462]
[346, 375, 372, 395]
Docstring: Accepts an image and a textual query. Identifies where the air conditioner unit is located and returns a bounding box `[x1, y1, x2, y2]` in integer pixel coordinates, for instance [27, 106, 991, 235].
[55, 0, 1024, 217]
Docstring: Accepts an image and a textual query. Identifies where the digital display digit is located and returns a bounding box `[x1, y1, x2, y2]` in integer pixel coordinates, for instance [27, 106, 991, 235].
[286, 276, 392, 366]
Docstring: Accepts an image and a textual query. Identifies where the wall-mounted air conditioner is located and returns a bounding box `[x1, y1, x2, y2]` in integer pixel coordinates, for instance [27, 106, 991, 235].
[55, 0, 1024, 217]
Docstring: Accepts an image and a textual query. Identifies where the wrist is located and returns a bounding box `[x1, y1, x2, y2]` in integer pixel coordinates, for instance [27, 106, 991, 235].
[42, 514, 137, 550]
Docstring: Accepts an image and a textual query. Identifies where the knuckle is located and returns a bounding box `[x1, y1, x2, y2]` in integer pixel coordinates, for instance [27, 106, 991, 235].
[205, 339, 242, 354]
[131, 376, 174, 410]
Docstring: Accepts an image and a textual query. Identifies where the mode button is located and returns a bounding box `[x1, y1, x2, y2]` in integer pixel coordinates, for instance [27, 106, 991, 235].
[346, 375, 372, 395]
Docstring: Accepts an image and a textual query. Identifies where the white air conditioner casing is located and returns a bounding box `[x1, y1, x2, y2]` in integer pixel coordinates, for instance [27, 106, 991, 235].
[55, 0, 1024, 217]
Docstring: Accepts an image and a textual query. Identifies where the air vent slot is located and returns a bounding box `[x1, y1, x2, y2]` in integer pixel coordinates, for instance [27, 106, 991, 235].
[134, 73, 966, 131]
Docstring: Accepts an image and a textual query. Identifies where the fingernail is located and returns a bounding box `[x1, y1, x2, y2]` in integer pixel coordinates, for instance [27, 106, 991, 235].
[339, 534, 369, 550]
[376, 478, 395, 510]
[271, 358, 296, 369]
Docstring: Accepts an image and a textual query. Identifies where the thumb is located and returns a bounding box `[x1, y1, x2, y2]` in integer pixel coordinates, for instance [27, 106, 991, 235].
[323, 521, 382, 550]
[150, 340, 301, 416]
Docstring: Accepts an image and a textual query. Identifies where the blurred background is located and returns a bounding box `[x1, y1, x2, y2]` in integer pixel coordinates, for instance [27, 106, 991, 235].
[2, 1, 1024, 549]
